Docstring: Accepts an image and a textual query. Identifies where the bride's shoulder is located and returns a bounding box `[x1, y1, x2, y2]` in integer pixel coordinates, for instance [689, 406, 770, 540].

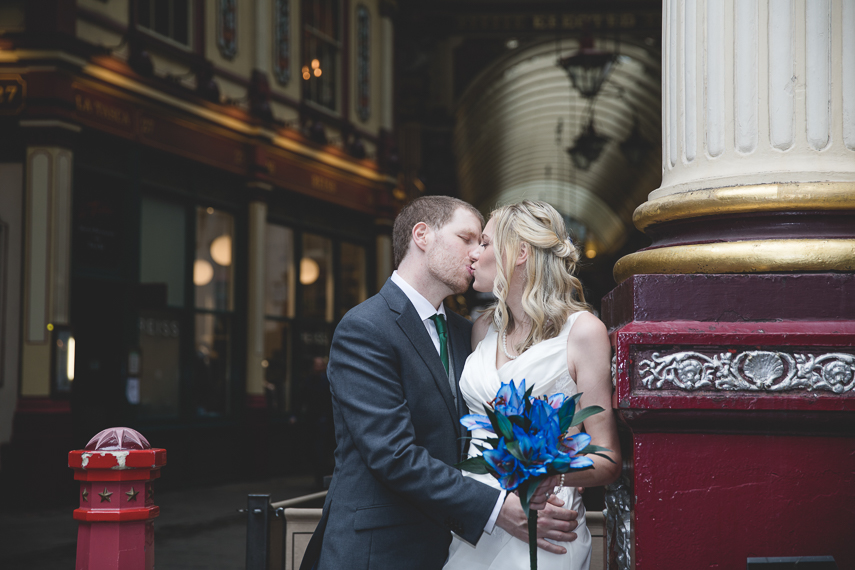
[566, 311, 608, 345]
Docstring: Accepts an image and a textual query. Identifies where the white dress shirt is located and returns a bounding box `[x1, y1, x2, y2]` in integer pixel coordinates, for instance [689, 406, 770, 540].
[390, 271, 505, 535]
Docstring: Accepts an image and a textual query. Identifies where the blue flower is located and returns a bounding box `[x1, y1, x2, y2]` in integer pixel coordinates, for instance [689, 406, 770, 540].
[460, 413, 493, 432]
[482, 439, 528, 491]
[494, 379, 527, 416]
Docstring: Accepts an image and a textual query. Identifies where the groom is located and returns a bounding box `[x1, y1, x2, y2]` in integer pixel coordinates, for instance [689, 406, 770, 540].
[300, 196, 578, 570]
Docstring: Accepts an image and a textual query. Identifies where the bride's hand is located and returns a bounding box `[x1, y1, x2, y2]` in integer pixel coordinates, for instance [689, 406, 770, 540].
[496, 493, 579, 555]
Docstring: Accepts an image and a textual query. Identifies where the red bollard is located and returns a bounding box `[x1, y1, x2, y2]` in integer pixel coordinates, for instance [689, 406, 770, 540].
[68, 428, 167, 570]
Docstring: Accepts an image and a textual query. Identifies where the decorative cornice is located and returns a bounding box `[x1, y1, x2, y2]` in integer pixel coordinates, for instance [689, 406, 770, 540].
[638, 350, 855, 394]
[613, 238, 855, 283]
[634, 182, 855, 232]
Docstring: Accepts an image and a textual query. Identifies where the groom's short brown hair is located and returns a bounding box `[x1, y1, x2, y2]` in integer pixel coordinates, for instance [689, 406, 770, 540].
[392, 196, 484, 268]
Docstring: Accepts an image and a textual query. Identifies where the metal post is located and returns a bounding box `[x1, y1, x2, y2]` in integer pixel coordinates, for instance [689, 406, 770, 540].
[246, 494, 271, 570]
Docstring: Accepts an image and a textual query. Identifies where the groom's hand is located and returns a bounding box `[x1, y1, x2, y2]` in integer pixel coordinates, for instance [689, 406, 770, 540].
[495, 493, 579, 555]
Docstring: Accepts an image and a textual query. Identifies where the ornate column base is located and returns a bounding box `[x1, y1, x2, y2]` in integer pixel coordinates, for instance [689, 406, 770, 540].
[602, 273, 855, 569]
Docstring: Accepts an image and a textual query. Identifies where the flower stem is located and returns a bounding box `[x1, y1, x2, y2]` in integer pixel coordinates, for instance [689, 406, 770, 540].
[528, 508, 538, 570]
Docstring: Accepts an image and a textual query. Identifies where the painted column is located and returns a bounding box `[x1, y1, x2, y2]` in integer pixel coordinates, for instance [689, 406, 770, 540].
[615, 0, 855, 280]
[69, 427, 166, 570]
[21, 145, 74, 397]
[603, 1, 855, 569]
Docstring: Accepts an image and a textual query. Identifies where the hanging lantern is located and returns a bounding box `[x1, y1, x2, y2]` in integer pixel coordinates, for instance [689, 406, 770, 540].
[620, 118, 650, 166]
[557, 37, 616, 99]
[567, 118, 610, 170]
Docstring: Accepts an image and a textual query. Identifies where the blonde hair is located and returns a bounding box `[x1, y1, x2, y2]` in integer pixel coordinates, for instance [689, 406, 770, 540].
[486, 200, 591, 354]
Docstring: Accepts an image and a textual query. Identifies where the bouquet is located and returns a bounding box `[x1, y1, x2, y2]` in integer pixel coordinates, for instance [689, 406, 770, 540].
[456, 380, 612, 570]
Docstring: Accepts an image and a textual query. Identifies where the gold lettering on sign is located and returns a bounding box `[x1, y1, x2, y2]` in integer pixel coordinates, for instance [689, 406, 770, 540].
[310, 175, 337, 194]
[74, 93, 132, 128]
[140, 117, 155, 135]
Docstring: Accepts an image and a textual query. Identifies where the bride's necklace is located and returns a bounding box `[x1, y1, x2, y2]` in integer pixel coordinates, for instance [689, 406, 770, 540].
[501, 329, 519, 360]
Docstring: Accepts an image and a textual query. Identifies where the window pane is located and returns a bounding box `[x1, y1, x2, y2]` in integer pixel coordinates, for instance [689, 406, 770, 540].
[265, 224, 295, 318]
[173, 0, 189, 44]
[195, 207, 234, 311]
[194, 313, 231, 417]
[339, 242, 366, 318]
[141, 196, 185, 308]
[138, 310, 182, 417]
[139, 0, 152, 28]
[264, 319, 291, 412]
[300, 233, 333, 322]
[154, 0, 170, 36]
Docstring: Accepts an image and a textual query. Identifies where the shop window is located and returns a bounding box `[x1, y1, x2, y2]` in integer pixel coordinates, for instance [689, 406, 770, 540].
[193, 207, 234, 417]
[138, 0, 191, 46]
[265, 224, 296, 318]
[339, 242, 366, 318]
[300, 233, 333, 322]
[195, 207, 234, 311]
[263, 223, 295, 413]
[138, 196, 186, 418]
[301, 0, 341, 111]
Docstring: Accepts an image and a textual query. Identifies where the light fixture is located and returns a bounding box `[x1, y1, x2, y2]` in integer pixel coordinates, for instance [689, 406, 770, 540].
[557, 36, 616, 99]
[505, 38, 519, 49]
[313, 68, 322, 77]
[567, 118, 609, 170]
[67, 336, 76, 381]
[300, 257, 320, 285]
[194, 259, 214, 286]
[620, 118, 649, 166]
[311, 59, 320, 69]
[302, 66, 310, 80]
[210, 235, 232, 266]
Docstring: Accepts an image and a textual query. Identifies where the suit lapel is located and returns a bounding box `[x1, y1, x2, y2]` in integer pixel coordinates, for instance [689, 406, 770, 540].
[447, 313, 471, 458]
[381, 282, 459, 427]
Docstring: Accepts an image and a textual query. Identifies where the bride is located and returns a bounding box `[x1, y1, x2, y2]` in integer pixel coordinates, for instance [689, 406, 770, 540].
[444, 200, 621, 570]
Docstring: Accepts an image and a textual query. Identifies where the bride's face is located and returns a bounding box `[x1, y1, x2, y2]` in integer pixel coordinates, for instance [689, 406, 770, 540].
[469, 218, 497, 293]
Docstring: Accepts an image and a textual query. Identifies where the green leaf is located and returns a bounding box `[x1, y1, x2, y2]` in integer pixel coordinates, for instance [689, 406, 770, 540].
[454, 457, 491, 475]
[578, 444, 616, 464]
[509, 415, 531, 432]
[506, 439, 525, 461]
[484, 408, 503, 437]
[482, 438, 500, 449]
[569, 405, 605, 427]
[494, 411, 514, 440]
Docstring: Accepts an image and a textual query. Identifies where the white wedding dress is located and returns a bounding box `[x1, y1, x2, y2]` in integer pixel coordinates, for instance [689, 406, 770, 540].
[444, 312, 591, 570]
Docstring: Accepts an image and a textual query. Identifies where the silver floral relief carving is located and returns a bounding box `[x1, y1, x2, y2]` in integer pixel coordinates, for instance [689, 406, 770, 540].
[604, 467, 632, 570]
[638, 350, 855, 393]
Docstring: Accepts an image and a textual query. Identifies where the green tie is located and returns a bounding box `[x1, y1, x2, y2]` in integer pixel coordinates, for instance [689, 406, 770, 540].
[429, 314, 450, 375]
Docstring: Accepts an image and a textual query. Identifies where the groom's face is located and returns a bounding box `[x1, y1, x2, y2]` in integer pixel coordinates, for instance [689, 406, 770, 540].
[425, 207, 482, 295]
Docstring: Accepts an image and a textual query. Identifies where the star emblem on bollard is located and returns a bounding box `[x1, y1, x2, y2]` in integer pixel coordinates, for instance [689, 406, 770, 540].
[82, 488, 89, 501]
[98, 487, 113, 502]
[126, 487, 139, 501]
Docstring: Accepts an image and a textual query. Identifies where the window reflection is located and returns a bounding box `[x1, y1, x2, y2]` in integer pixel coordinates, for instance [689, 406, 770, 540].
[138, 311, 181, 417]
[339, 242, 366, 318]
[265, 224, 295, 318]
[263, 320, 291, 412]
[194, 313, 231, 417]
[195, 207, 234, 311]
[301, 233, 333, 322]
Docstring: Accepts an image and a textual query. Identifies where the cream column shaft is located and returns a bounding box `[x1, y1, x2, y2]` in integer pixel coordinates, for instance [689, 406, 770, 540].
[21, 146, 73, 396]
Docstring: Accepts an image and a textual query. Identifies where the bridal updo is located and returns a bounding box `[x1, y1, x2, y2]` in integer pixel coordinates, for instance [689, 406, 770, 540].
[487, 200, 591, 355]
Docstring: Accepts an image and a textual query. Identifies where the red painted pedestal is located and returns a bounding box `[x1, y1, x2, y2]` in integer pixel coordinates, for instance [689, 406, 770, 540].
[602, 274, 855, 569]
[69, 428, 167, 570]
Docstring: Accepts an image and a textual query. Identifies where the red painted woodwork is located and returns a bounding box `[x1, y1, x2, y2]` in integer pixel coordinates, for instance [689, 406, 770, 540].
[631, 432, 855, 569]
[603, 274, 855, 569]
[69, 428, 166, 570]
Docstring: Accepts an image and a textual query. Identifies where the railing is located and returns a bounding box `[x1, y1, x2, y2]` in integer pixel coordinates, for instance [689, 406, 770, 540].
[245, 491, 327, 570]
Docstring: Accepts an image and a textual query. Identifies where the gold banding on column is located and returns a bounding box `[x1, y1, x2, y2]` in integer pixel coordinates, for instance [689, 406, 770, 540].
[633, 182, 855, 232]
[613, 239, 855, 284]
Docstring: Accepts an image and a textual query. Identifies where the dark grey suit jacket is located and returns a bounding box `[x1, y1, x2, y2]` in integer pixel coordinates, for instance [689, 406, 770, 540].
[300, 279, 501, 570]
